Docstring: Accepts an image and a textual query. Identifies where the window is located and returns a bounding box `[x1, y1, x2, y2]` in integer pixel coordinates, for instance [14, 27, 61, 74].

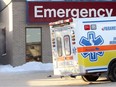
[64, 35, 71, 56]
[56, 37, 62, 57]
[26, 28, 42, 62]
[0, 28, 6, 56]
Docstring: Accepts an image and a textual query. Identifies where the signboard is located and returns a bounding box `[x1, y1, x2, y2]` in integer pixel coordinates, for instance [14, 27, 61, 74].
[26, 2, 116, 24]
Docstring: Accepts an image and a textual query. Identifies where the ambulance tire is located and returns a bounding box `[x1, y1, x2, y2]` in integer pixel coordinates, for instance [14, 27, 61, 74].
[108, 63, 116, 82]
[81, 75, 99, 82]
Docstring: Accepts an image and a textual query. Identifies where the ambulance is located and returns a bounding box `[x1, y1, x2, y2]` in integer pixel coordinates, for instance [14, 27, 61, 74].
[49, 16, 116, 82]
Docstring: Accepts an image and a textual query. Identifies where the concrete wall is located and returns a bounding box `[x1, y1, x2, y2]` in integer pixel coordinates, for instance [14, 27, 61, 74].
[0, 0, 13, 65]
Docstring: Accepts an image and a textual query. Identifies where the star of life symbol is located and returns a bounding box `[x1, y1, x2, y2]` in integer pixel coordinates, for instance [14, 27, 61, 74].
[79, 31, 104, 62]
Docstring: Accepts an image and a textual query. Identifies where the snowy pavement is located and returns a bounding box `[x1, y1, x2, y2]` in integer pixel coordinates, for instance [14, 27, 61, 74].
[0, 62, 115, 87]
[0, 70, 114, 87]
[0, 62, 54, 87]
[0, 71, 53, 87]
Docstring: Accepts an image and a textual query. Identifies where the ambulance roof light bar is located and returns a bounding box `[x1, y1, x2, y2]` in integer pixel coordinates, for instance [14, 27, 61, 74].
[49, 18, 73, 26]
[64, 18, 73, 23]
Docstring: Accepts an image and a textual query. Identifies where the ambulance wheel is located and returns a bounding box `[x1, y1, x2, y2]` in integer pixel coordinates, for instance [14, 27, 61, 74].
[81, 75, 99, 82]
[108, 63, 116, 82]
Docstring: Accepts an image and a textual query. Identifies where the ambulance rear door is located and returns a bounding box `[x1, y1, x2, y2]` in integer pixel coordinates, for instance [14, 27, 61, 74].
[51, 24, 79, 75]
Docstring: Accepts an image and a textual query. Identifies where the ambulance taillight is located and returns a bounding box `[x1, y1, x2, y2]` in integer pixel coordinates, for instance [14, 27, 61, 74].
[71, 30, 76, 45]
[52, 32, 56, 47]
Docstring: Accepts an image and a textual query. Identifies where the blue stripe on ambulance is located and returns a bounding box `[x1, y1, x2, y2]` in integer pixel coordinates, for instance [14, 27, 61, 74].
[83, 20, 116, 23]
[86, 68, 108, 72]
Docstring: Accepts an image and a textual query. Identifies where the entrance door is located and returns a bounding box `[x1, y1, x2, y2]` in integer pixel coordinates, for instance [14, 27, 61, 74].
[26, 28, 42, 62]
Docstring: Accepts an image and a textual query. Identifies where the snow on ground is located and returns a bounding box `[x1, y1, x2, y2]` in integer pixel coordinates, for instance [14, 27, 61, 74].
[0, 62, 53, 72]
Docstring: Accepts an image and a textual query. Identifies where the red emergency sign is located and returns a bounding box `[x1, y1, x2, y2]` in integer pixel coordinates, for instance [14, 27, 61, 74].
[26, 2, 116, 24]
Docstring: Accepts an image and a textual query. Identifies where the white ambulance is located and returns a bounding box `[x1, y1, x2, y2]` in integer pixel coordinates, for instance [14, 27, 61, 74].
[49, 16, 116, 82]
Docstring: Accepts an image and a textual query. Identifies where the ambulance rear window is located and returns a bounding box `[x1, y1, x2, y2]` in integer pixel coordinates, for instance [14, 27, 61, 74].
[64, 35, 71, 56]
[56, 37, 62, 57]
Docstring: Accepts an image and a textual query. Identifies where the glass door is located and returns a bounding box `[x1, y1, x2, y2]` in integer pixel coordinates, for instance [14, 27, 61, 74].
[26, 28, 42, 62]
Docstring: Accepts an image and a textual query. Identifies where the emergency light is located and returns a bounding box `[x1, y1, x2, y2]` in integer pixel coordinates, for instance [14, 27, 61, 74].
[84, 25, 90, 30]
[49, 18, 73, 26]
